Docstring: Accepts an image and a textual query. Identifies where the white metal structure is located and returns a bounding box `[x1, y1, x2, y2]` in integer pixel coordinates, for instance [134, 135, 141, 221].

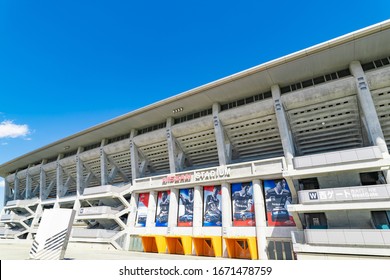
[1, 20, 390, 259]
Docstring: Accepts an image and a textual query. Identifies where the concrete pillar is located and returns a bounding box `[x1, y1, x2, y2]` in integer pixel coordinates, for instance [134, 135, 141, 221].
[73, 149, 83, 212]
[168, 188, 179, 228]
[4, 179, 10, 206]
[100, 139, 108, 186]
[39, 168, 45, 201]
[55, 162, 63, 208]
[350, 61, 390, 183]
[350, 61, 388, 155]
[76, 155, 84, 196]
[146, 191, 157, 230]
[253, 179, 268, 260]
[130, 129, 140, 182]
[14, 173, 19, 200]
[221, 182, 231, 257]
[127, 193, 139, 228]
[272, 85, 295, 168]
[166, 118, 178, 174]
[123, 192, 139, 250]
[192, 186, 203, 236]
[25, 169, 32, 199]
[213, 103, 229, 166]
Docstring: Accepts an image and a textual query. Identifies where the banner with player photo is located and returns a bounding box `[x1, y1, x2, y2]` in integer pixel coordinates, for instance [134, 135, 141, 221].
[264, 179, 295, 227]
[232, 182, 256, 226]
[203, 186, 222, 227]
[136, 193, 149, 227]
[178, 188, 194, 227]
[155, 190, 170, 227]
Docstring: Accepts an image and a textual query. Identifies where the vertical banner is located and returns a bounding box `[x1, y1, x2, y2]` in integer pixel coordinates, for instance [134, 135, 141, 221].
[203, 185, 222, 226]
[155, 190, 170, 227]
[232, 182, 255, 226]
[178, 188, 194, 227]
[264, 179, 295, 226]
[136, 193, 149, 227]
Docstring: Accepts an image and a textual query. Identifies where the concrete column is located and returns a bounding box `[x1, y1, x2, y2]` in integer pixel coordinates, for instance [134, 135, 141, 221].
[168, 188, 179, 228]
[74, 148, 84, 213]
[350, 61, 388, 155]
[127, 193, 139, 228]
[100, 149, 108, 185]
[14, 173, 19, 200]
[25, 169, 32, 199]
[192, 186, 203, 236]
[146, 191, 157, 229]
[166, 117, 178, 174]
[221, 182, 231, 257]
[76, 155, 84, 196]
[130, 129, 140, 182]
[4, 179, 10, 206]
[55, 162, 63, 208]
[253, 179, 268, 260]
[213, 103, 229, 166]
[272, 85, 295, 168]
[39, 168, 45, 200]
[221, 182, 232, 228]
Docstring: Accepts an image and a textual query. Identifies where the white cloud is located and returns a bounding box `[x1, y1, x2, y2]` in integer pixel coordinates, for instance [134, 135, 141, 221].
[1, 142, 8, 145]
[0, 178, 4, 188]
[0, 120, 30, 139]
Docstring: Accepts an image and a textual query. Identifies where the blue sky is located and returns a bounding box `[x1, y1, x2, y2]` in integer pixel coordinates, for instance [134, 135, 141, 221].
[0, 0, 389, 210]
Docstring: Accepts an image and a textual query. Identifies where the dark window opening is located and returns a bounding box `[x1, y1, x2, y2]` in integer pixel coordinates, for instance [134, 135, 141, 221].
[360, 171, 386, 186]
[298, 178, 319, 191]
[304, 213, 327, 229]
[371, 211, 390, 229]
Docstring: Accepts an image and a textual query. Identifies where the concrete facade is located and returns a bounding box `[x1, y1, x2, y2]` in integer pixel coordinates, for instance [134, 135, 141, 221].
[1, 20, 390, 260]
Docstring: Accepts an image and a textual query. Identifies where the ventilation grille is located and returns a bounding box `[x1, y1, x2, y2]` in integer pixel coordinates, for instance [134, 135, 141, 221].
[137, 122, 166, 135]
[224, 114, 284, 161]
[174, 108, 212, 124]
[372, 87, 390, 151]
[83, 142, 101, 152]
[362, 56, 390, 71]
[107, 133, 130, 144]
[220, 91, 272, 111]
[280, 68, 351, 94]
[288, 96, 363, 155]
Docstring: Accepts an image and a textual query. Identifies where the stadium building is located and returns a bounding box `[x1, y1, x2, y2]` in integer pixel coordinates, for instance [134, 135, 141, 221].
[1, 20, 390, 260]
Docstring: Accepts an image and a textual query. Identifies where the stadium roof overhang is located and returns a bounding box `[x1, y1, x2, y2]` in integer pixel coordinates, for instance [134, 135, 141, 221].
[1, 20, 390, 176]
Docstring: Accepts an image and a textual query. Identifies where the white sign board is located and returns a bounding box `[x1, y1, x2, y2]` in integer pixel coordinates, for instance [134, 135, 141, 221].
[29, 209, 76, 260]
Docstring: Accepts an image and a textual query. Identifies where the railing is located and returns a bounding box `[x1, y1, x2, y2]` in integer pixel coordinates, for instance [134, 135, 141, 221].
[0, 213, 25, 222]
[78, 206, 120, 216]
[292, 229, 390, 247]
[82, 184, 130, 196]
[293, 146, 383, 169]
[71, 228, 118, 239]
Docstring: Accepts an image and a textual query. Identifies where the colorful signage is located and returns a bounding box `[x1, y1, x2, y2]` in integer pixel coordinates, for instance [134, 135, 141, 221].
[136, 193, 149, 227]
[264, 179, 295, 227]
[155, 190, 170, 227]
[203, 186, 222, 226]
[162, 174, 192, 184]
[178, 188, 194, 227]
[232, 182, 255, 226]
